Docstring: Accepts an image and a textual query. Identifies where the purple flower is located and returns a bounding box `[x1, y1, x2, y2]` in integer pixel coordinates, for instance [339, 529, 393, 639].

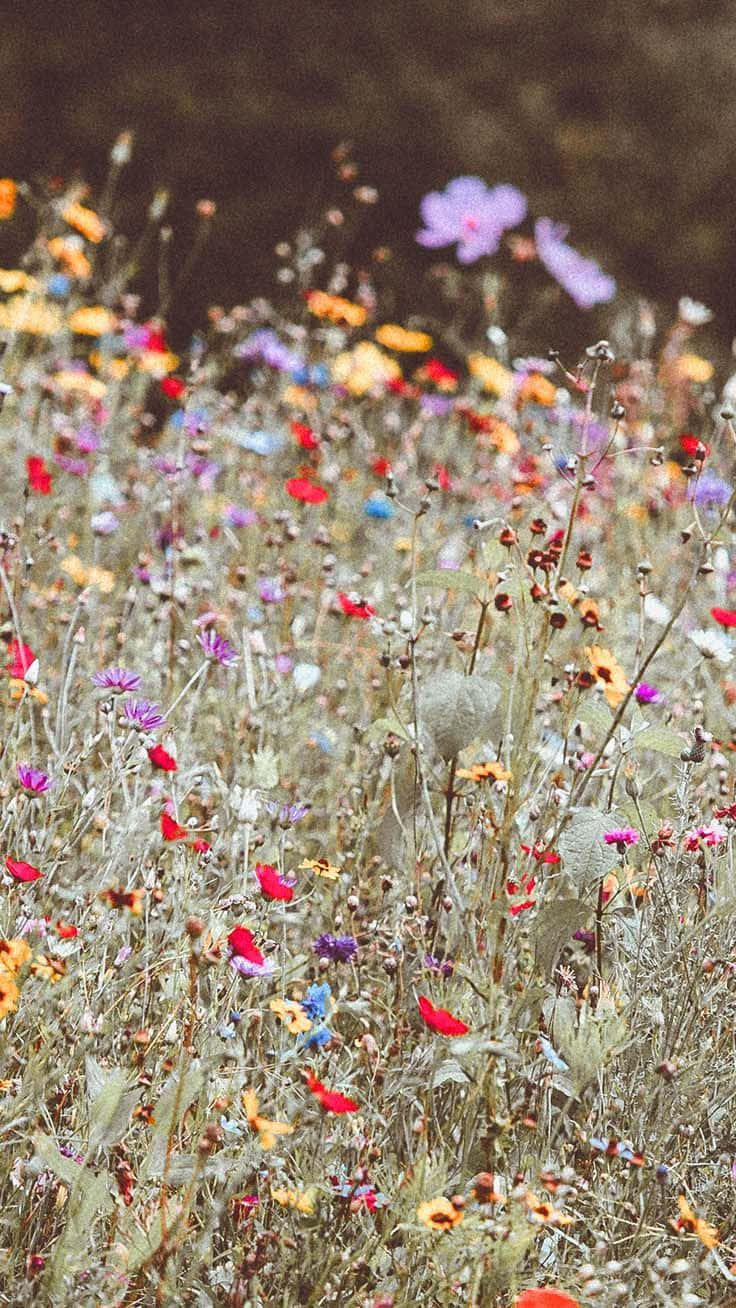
[92, 666, 143, 693]
[423, 953, 455, 977]
[122, 699, 167, 732]
[634, 681, 662, 704]
[603, 828, 638, 847]
[416, 176, 527, 264]
[692, 472, 732, 509]
[186, 452, 221, 490]
[17, 764, 54, 794]
[90, 511, 119, 535]
[235, 329, 302, 373]
[419, 394, 455, 416]
[534, 218, 616, 309]
[257, 577, 285, 604]
[223, 504, 258, 528]
[229, 954, 276, 979]
[198, 629, 239, 667]
[266, 801, 310, 826]
[313, 933, 358, 963]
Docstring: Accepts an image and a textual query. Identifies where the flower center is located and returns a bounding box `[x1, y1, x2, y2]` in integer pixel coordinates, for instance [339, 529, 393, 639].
[461, 212, 480, 233]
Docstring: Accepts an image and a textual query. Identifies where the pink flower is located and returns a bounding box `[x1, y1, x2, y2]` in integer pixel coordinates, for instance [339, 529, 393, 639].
[603, 828, 638, 847]
[534, 218, 616, 309]
[416, 176, 527, 264]
[16, 764, 53, 795]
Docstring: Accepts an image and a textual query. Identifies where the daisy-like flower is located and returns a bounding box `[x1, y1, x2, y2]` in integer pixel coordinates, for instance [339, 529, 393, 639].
[242, 1089, 294, 1151]
[270, 1186, 317, 1214]
[457, 760, 512, 783]
[298, 857, 340, 880]
[0, 938, 31, 973]
[92, 666, 142, 693]
[16, 764, 53, 795]
[312, 933, 358, 963]
[584, 645, 630, 707]
[690, 628, 733, 664]
[0, 972, 19, 1019]
[122, 699, 167, 732]
[99, 887, 145, 915]
[670, 1195, 719, 1249]
[198, 629, 239, 667]
[269, 997, 312, 1034]
[416, 1196, 464, 1229]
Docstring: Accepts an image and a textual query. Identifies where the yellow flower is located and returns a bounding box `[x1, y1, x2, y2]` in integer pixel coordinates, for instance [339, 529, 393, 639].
[0, 180, 18, 220]
[99, 887, 145, 915]
[48, 236, 92, 279]
[467, 352, 514, 396]
[30, 955, 66, 984]
[332, 341, 401, 397]
[0, 939, 31, 975]
[298, 857, 340, 881]
[242, 1089, 294, 1150]
[457, 760, 512, 783]
[0, 270, 38, 293]
[137, 349, 180, 378]
[0, 974, 19, 1019]
[0, 295, 63, 335]
[375, 323, 432, 352]
[416, 1196, 464, 1230]
[269, 997, 312, 1035]
[306, 290, 367, 327]
[60, 556, 116, 594]
[62, 201, 106, 244]
[671, 1195, 719, 1249]
[674, 354, 714, 384]
[8, 679, 48, 706]
[52, 372, 107, 400]
[68, 305, 115, 336]
[585, 645, 630, 708]
[271, 1186, 317, 1214]
[485, 419, 519, 455]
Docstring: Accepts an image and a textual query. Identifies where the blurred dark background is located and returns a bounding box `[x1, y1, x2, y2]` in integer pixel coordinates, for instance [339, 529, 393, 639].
[3, 0, 736, 347]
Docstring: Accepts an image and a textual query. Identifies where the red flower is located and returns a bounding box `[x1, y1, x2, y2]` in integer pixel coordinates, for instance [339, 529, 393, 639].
[227, 926, 265, 966]
[56, 922, 79, 939]
[148, 744, 178, 772]
[337, 593, 375, 619]
[255, 863, 294, 902]
[680, 433, 710, 460]
[711, 607, 736, 628]
[507, 875, 537, 916]
[191, 838, 211, 853]
[372, 457, 392, 477]
[160, 377, 186, 399]
[521, 843, 561, 865]
[418, 995, 469, 1036]
[161, 812, 189, 841]
[515, 1290, 581, 1308]
[291, 421, 319, 450]
[26, 456, 52, 495]
[304, 1068, 359, 1113]
[285, 477, 328, 504]
[6, 856, 42, 882]
[420, 358, 460, 387]
[5, 640, 38, 680]
[432, 463, 452, 491]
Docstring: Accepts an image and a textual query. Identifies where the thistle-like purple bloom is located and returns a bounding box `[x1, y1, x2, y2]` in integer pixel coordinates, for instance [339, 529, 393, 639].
[603, 828, 638, 847]
[634, 681, 662, 704]
[416, 176, 527, 264]
[692, 471, 732, 509]
[534, 218, 616, 309]
[313, 933, 358, 963]
[223, 504, 258, 528]
[198, 629, 239, 667]
[257, 577, 285, 604]
[92, 666, 142, 693]
[17, 764, 54, 794]
[122, 699, 167, 732]
[423, 953, 455, 977]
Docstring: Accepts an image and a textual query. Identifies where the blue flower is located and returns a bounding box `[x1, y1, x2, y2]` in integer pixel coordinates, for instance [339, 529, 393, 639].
[297, 1024, 332, 1049]
[363, 494, 395, 519]
[302, 982, 331, 1021]
[237, 429, 285, 456]
[47, 273, 71, 298]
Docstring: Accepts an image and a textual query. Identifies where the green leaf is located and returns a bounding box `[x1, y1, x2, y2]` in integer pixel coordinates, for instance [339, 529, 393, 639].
[363, 713, 412, 743]
[574, 699, 614, 735]
[420, 671, 502, 760]
[251, 745, 279, 788]
[533, 898, 592, 976]
[47, 1171, 113, 1295]
[415, 569, 483, 596]
[432, 1058, 470, 1088]
[141, 1060, 204, 1180]
[558, 808, 620, 889]
[32, 1131, 82, 1186]
[86, 1058, 138, 1154]
[634, 726, 685, 758]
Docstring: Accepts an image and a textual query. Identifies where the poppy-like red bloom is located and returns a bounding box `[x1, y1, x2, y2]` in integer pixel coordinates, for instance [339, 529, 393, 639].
[418, 995, 469, 1036]
[5, 856, 42, 882]
[521, 843, 561, 865]
[190, 837, 211, 853]
[304, 1068, 359, 1113]
[372, 457, 391, 477]
[161, 812, 189, 841]
[160, 377, 185, 399]
[506, 875, 537, 916]
[5, 640, 38, 680]
[291, 421, 319, 450]
[516, 1290, 581, 1308]
[432, 463, 452, 491]
[285, 477, 328, 504]
[337, 593, 375, 619]
[255, 863, 295, 902]
[227, 925, 264, 965]
[680, 433, 710, 460]
[147, 744, 178, 772]
[56, 922, 78, 939]
[711, 607, 736, 628]
[26, 456, 52, 495]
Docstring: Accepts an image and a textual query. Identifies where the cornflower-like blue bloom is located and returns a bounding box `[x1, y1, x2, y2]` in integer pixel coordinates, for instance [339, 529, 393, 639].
[92, 667, 142, 693]
[198, 629, 239, 667]
[236, 329, 302, 372]
[122, 699, 167, 732]
[313, 933, 358, 963]
[301, 982, 331, 1021]
[363, 494, 395, 519]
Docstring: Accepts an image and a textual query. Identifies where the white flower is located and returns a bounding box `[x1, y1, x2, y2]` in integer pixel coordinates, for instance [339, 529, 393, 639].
[644, 594, 672, 625]
[678, 296, 713, 326]
[690, 628, 733, 663]
[293, 662, 321, 693]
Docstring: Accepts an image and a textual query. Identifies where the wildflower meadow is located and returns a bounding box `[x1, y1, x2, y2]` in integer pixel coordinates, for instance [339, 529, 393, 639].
[1, 141, 736, 1307]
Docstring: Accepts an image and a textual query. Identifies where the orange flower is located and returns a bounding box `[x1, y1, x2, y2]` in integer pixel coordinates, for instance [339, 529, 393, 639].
[467, 352, 514, 396]
[673, 354, 714, 384]
[298, 857, 340, 881]
[99, 887, 145, 915]
[62, 201, 106, 243]
[518, 372, 557, 406]
[0, 939, 31, 975]
[670, 1195, 719, 1249]
[242, 1089, 294, 1150]
[306, 290, 367, 327]
[67, 305, 115, 336]
[457, 760, 512, 783]
[416, 1196, 464, 1229]
[48, 237, 92, 279]
[375, 323, 432, 352]
[584, 645, 630, 708]
[0, 973, 19, 1019]
[30, 954, 66, 984]
[523, 1192, 575, 1226]
[0, 180, 17, 220]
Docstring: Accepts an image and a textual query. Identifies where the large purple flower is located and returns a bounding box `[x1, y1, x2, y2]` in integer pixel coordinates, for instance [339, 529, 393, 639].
[534, 219, 616, 309]
[92, 666, 142, 693]
[416, 176, 527, 264]
[17, 764, 54, 795]
[122, 699, 167, 732]
[198, 629, 239, 667]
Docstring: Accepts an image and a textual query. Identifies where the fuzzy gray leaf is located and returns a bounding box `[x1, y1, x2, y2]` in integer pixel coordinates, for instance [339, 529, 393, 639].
[420, 670, 501, 760]
[558, 808, 620, 888]
[533, 898, 592, 976]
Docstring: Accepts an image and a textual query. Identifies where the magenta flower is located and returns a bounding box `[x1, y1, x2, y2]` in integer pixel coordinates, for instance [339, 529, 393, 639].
[603, 828, 638, 847]
[92, 666, 142, 693]
[416, 176, 527, 264]
[634, 681, 662, 704]
[122, 699, 167, 732]
[534, 218, 616, 309]
[198, 629, 239, 667]
[17, 764, 54, 794]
